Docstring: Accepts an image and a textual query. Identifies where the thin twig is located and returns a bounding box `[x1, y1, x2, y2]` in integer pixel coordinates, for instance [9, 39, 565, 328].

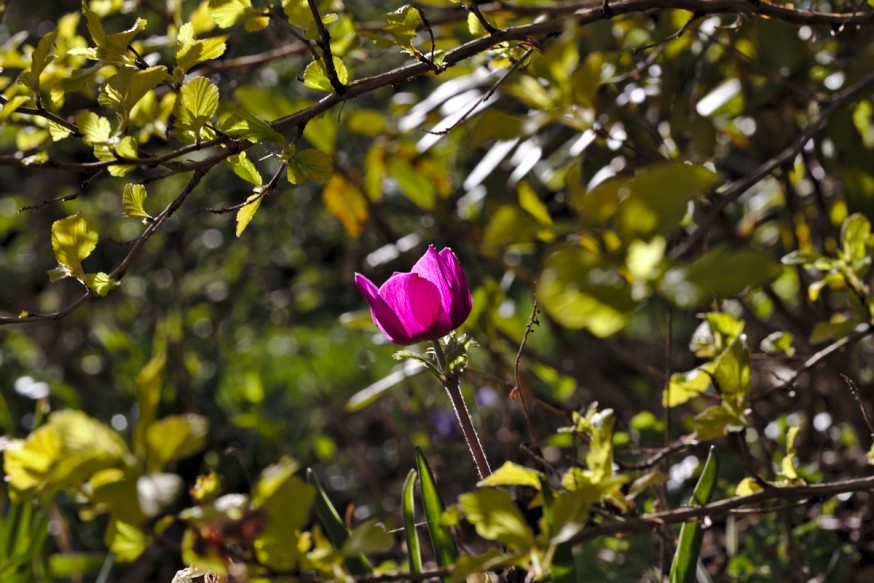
[571, 473, 874, 543]
[306, 0, 346, 93]
[512, 293, 540, 446]
[840, 374, 874, 446]
[756, 326, 873, 401]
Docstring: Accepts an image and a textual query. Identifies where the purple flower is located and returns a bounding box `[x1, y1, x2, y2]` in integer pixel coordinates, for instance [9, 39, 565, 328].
[355, 246, 473, 345]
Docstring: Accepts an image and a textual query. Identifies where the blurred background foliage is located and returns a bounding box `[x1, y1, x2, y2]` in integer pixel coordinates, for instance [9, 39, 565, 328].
[2, 0, 874, 580]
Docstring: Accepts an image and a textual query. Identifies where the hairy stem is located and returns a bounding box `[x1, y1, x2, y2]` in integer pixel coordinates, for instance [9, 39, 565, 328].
[432, 340, 492, 479]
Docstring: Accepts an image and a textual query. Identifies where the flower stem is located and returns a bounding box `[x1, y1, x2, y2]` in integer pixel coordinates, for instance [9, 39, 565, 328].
[431, 340, 492, 480]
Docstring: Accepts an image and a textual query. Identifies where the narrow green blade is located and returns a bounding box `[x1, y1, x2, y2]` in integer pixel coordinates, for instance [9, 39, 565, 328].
[402, 469, 423, 574]
[306, 468, 373, 575]
[669, 446, 719, 583]
[415, 447, 457, 583]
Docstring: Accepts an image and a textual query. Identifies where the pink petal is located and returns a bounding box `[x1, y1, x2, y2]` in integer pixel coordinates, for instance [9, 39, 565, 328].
[355, 273, 413, 344]
[411, 246, 453, 316]
[379, 272, 452, 342]
[438, 247, 472, 327]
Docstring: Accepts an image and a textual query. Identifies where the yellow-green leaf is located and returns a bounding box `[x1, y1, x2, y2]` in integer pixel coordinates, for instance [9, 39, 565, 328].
[51, 213, 98, 273]
[144, 414, 209, 471]
[82, 272, 118, 296]
[323, 175, 367, 237]
[29, 29, 59, 91]
[287, 148, 333, 184]
[228, 151, 263, 186]
[76, 111, 112, 145]
[735, 477, 763, 496]
[236, 191, 264, 237]
[518, 181, 552, 226]
[123, 66, 167, 113]
[477, 461, 544, 490]
[122, 183, 150, 220]
[108, 521, 149, 563]
[303, 57, 349, 92]
[459, 489, 535, 550]
[177, 23, 228, 72]
[209, 0, 252, 28]
[175, 76, 219, 137]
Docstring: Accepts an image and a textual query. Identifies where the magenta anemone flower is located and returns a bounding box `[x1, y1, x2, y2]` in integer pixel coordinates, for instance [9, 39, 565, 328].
[355, 246, 473, 345]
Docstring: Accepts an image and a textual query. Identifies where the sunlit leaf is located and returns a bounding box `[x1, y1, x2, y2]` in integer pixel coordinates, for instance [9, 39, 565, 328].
[323, 175, 367, 237]
[342, 520, 393, 557]
[144, 414, 209, 471]
[415, 448, 456, 583]
[669, 447, 719, 583]
[477, 461, 544, 490]
[235, 191, 264, 237]
[51, 213, 98, 275]
[401, 469, 422, 574]
[459, 489, 535, 550]
[228, 152, 263, 186]
[122, 183, 150, 220]
[82, 272, 118, 296]
[303, 57, 349, 92]
[76, 111, 112, 145]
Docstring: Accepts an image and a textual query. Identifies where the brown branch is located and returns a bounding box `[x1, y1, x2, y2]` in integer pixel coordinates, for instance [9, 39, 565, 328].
[671, 69, 874, 259]
[571, 473, 874, 543]
[306, 0, 346, 94]
[755, 325, 873, 401]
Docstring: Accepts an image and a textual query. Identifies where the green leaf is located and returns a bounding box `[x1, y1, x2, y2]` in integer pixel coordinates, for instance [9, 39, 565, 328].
[208, 0, 252, 28]
[482, 204, 550, 255]
[235, 192, 264, 237]
[342, 520, 394, 557]
[550, 489, 590, 544]
[712, 337, 751, 400]
[51, 213, 98, 275]
[459, 489, 535, 550]
[477, 461, 544, 490]
[303, 57, 349, 92]
[287, 148, 333, 184]
[386, 156, 437, 210]
[402, 469, 422, 574]
[76, 111, 112, 145]
[104, 19, 147, 63]
[144, 414, 209, 471]
[252, 459, 314, 570]
[220, 108, 284, 145]
[518, 181, 552, 225]
[384, 5, 421, 49]
[346, 109, 389, 137]
[82, 0, 106, 48]
[669, 446, 719, 583]
[617, 163, 718, 238]
[780, 425, 801, 481]
[27, 29, 58, 92]
[48, 552, 106, 578]
[122, 183, 151, 220]
[176, 23, 228, 72]
[228, 152, 263, 186]
[82, 272, 118, 296]
[841, 212, 871, 264]
[538, 246, 636, 337]
[123, 66, 167, 114]
[663, 366, 713, 407]
[415, 447, 457, 582]
[107, 521, 148, 563]
[175, 77, 219, 138]
[735, 477, 764, 496]
[306, 468, 373, 575]
[694, 405, 745, 440]
[660, 248, 782, 309]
